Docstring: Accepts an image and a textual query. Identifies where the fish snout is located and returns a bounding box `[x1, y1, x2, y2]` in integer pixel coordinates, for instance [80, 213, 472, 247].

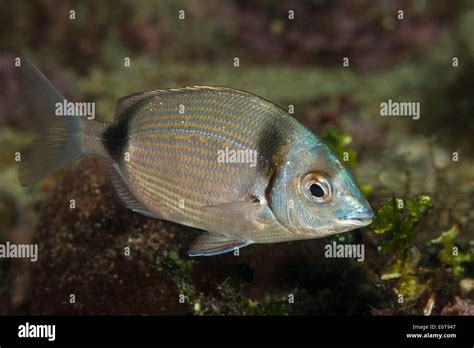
[344, 206, 374, 226]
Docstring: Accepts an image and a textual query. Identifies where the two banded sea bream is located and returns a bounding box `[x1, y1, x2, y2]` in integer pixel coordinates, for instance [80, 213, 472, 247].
[18, 58, 374, 256]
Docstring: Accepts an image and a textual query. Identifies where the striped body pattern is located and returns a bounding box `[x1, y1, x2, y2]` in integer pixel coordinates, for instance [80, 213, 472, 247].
[109, 87, 308, 243]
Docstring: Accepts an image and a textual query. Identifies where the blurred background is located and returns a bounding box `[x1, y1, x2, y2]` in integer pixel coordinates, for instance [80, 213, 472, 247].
[0, 0, 473, 315]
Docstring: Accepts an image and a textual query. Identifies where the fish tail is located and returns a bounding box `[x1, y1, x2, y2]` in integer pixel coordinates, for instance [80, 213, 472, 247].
[18, 58, 107, 186]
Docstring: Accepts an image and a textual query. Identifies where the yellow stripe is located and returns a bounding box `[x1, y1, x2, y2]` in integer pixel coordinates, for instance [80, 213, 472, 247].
[126, 164, 210, 222]
[126, 148, 247, 205]
[129, 141, 242, 172]
[144, 90, 276, 125]
[131, 122, 255, 150]
[129, 142, 252, 178]
[131, 138, 258, 173]
[133, 98, 270, 132]
[133, 138, 214, 157]
[130, 102, 273, 146]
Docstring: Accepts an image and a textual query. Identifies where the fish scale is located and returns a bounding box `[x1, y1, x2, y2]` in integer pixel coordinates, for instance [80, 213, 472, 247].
[116, 88, 299, 236]
[124, 92, 288, 227]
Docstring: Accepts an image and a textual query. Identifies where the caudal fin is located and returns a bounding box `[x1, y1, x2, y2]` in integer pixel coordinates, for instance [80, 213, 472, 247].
[18, 58, 84, 186]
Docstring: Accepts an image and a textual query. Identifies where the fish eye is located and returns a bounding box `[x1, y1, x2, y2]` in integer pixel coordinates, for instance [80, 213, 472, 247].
[301, 172, 332, 203]
[309, 183, 324, 198]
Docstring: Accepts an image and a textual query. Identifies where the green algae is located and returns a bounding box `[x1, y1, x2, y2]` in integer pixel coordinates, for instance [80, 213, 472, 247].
[432, 224, 472, 277]
[160, 250, 288, 315]
[322, 128, 357, 169]
[372, 196, 433, 300]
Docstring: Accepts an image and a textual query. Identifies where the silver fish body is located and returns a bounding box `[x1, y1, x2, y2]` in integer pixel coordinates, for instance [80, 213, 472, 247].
[18, 59, 374, 256]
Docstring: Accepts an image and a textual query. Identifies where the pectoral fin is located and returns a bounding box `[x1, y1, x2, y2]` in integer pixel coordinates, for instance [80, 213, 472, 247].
[188, 232, 253, 257]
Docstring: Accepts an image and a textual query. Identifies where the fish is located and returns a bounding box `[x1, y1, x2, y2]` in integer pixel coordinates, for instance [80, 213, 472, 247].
[17, 58, 374, 256]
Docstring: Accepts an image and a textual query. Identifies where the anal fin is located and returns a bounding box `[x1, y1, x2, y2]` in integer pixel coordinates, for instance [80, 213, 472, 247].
[188, 232, 252, 257]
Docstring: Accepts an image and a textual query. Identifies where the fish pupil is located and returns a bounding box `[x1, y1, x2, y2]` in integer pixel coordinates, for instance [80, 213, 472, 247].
[309, 183, 324, 198]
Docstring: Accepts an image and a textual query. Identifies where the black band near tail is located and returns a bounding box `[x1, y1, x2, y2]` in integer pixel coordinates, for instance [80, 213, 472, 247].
[102, 117, 129, 164]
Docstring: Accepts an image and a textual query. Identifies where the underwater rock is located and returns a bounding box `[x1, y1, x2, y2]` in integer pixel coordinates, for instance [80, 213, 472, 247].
[460, 278, 474, 295]
[30, 158, 199, 314]
[440, 296, 474, 316]
[30, 158, 381, 315]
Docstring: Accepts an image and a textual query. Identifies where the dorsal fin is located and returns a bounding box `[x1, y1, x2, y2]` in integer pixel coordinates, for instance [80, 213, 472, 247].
[114, 86, 250, 120]
[114, 91, 163, 119]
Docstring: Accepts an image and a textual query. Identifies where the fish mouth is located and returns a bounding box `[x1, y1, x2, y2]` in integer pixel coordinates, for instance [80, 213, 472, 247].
[343, 217, 373, 227]
[340, 209, 374, 227]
